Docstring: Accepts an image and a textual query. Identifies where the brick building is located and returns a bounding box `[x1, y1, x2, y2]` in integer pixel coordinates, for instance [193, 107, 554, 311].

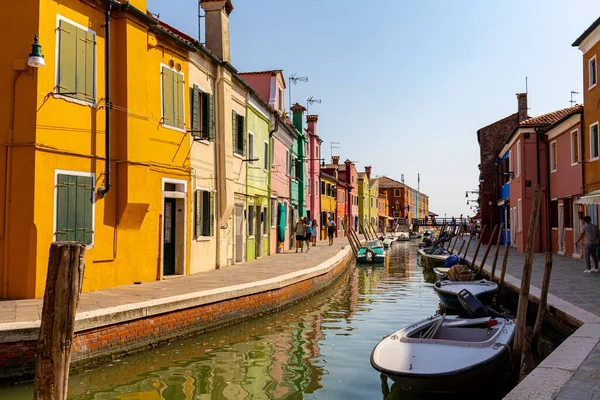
[477, 93, 528, 242]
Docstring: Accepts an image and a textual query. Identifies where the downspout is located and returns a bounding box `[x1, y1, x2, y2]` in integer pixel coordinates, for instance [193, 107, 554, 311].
[535, 129, 543, 251]
[98, 1, 112, 197]
[543, 132, 552, 253]
[214, 65, 223, 269]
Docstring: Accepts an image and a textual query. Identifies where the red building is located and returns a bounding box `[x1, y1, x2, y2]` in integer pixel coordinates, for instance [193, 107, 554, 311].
[322, 157, 359, 232]
[377, 176, 408, 219]
[498, 105, 583, 255]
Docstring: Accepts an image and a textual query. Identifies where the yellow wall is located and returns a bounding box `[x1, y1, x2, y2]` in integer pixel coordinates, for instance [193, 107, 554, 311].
[582, 39, 600, 194]
[3, 0, 193, 298]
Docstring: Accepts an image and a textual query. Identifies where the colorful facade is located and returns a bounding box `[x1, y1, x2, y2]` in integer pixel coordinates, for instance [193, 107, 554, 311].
[368, 171, 380, 229]
[307, 115, 322, 236]
[320, 173, 337, 239]
[357, 172, 370, 233]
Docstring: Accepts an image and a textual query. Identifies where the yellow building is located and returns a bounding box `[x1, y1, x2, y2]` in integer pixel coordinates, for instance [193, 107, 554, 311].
[320, 173, 337, 239]
[368, 173, 379, 229]
[1, 0, 198, 298]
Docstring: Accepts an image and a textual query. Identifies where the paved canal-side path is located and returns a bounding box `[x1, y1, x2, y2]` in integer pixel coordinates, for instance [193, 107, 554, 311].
[456, 236, 600, 400]
[0, 238, 349, 324]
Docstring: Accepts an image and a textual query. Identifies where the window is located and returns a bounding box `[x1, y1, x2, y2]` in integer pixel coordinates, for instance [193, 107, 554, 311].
[394, 189, 400, 197]
[190, 85, 214, 140]
[285, 150, 290, 176]
[263, 141, 269, 170]
[263, 207, 268, 235]
[56, 17, 96, 103]
[271, 138, 275, 165]
[516, 141, 521, 176]
[316, 146, 320, 163]
[549, 200, 558, 228]
[248, 206, 255, 236]
[590, 123, 599, 160]
[194, 188, 214, 238]
[550, 141, 557, 172]
[571, 130, 579, 165]
[161, 66, 185, 130]
[232, 111, 246, 155]
[308, 177, 311, 195]
[316, 181, 319, 197]
[294, 156, 301, 178]
[270, 199, 277, 227]
[590, 56, 597, 89]
[564, 198, 573, 228]
[248, 132, 254, 165]
[55, 173, 94, 245]
[518, 199, 523, 232]
[326, 183, 331, 197]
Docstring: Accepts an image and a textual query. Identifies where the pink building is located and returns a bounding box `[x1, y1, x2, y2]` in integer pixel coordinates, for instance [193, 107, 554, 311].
[498, 105, 583, 255]
[307, 115, 322, 238]
[238, 70, 286, 115]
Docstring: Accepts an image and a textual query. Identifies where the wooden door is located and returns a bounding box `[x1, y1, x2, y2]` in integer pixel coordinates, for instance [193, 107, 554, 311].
[558, 204, 565, 253]
[163, 198, 176, 276]
[235, 205, 244, 263]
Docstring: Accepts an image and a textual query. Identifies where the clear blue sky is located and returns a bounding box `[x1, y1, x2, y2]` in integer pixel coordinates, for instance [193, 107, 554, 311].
[147, 0, 600, 218]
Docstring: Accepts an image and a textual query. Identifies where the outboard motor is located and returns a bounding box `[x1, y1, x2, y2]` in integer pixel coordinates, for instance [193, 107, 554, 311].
[458, 289, 511, 319]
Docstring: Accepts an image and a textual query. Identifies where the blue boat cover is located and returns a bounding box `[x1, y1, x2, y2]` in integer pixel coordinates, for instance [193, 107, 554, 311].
[444, 254, 460, 267]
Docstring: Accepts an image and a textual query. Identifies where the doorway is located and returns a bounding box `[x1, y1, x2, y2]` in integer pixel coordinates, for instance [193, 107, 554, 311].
[573, 201, 582, 257]
[255, 205, 262, 258]
[558, 203, 565, 254]
[235, 204, 244, 263]
[163, 198, 176, 276]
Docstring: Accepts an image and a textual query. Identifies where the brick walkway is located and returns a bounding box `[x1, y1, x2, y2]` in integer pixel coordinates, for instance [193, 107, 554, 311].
[0, 238, 349, 325]
[455, 236, 600, 400]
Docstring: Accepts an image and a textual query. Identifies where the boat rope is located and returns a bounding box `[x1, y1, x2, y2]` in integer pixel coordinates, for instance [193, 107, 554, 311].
[497, 343, 514, 370]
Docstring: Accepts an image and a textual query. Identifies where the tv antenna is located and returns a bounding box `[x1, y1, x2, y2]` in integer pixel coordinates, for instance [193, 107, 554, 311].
[330, 141, 340, 161]
[288, 73, 308, 114]
[570, 90, 580, 106]
[307, 96, 321, 114]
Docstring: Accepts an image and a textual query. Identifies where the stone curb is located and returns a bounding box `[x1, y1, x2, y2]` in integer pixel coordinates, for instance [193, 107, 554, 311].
[0, 246, 351, 343]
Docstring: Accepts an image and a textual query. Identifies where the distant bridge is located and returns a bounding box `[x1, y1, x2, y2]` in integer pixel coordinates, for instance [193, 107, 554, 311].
[393, 218, 466, 227]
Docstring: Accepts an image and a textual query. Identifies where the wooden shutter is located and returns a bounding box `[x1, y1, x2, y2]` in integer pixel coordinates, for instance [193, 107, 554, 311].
[194, 190, 201, 238]
[191, 85, 200, 137]
[84, 30, 95, 100]
[202, 191, 211, 236]
[207, 94, 215, 140]
[58, 20, 77, 95]
[209, 191, 215, 236]
[175, 72, 185, 129]
[162, 67, 175, 127]
[241, 115, 247, 157]
[76, 176, 93, 244]
[56, 174, 73, 241]
[232, 110, 238, 153]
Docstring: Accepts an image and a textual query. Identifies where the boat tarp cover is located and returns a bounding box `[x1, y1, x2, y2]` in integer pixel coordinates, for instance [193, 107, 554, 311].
[447, 265, 474, 281]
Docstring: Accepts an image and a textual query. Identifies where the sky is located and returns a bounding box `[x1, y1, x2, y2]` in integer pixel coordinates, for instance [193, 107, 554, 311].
[147, 0, 600, 218]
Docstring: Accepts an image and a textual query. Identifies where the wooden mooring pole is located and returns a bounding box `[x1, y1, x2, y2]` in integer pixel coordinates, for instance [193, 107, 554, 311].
[498, 244, 510, 293]
[477, 225, 498, 275]
[513, 184, 542, 372]
[531, 251, 553, 355]
[449, 224, 464, 254]
[489, 225, 504, 280]
[461, 231, 475, 259]
[469, 225, 487, 270]
[34, 242, 86, 400]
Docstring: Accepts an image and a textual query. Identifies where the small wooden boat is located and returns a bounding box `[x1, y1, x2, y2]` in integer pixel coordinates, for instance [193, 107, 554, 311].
[417, 247, 450, 267]
[370, 314, 515, 393]
[433, 280, 498, 310]
[357, 240, 386, 263]
[433, 267, 450, 280]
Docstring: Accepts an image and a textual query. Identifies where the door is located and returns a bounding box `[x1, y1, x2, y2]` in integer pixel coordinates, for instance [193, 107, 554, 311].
[255, 205, 262, 257]
[163, 198, 176, 276]
[235, 204, 244, 263]
[573, 201, 582, 256]
[558, 204, 565, 253]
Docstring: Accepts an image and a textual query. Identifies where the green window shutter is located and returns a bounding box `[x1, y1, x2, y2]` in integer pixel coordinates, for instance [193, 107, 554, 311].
[56, 174, 71, 241]
[75, 176, 93, 244]
[194, 190, 201, 238]
[191, 85, 200, 137]
[232, 110, 238, 153]
[209, 191, 215, 236]
[175, 73, 185, 129]
[58, 20, 77, 95]
[241, 116, 247, 157]
[162, 67, 175, 127]
[202, 191, 211, 236]
[84, 30, 95, 100]
[207, 94, 215, 140]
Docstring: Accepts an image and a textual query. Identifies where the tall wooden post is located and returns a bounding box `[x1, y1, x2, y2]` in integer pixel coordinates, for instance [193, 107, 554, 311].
[470, 225, 487, 270]
[478, 225, 498, 275]
[490, 226, 504, 280]
[34, 242, 86, 400]
[461, 232, 475, 259]
[498, 244, 510, 291]
[513, 184, 542, 372]
[531, 252, 553, 354]
[450, 224, 463, 254]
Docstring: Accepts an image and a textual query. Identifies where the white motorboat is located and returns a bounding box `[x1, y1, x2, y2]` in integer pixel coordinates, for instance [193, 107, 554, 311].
[417, 247, 450, 267]
[370, 314, 515, 393]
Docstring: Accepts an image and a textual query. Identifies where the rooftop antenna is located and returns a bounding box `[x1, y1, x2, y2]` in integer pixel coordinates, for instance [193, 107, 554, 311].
[570, 90, 580, 106]
[288, 73, 308, 114]
[525, 77, 531, 111]
[307, 96, 321, 115]
[197, 3, 204, 44]
[401, 174, 405, 184]
[330, 141, 340, 160]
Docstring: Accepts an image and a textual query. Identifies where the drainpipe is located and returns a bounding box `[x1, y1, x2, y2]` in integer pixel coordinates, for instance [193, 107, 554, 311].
[98, 1, 112, 198]
[213, 66, 223, 269]
[535, 129, 543, 251]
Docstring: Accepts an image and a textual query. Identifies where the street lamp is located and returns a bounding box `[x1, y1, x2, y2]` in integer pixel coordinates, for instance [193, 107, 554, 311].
[27, 34, 45, 68]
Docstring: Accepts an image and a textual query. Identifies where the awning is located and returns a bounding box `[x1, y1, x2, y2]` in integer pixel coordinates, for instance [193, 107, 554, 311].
[576, 190, 600, 205]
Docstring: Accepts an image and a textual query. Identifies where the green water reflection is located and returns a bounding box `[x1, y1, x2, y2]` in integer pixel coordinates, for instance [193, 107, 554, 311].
[4, 243, 462, 399]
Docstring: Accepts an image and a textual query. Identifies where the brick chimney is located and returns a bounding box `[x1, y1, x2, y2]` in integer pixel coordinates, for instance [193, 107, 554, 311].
[307, 115, 318, 135]
[365, 166, 372, 179]
[517, 93, 528, 123]
[332, 156, 340, 165]
[200, 0, 233, 62]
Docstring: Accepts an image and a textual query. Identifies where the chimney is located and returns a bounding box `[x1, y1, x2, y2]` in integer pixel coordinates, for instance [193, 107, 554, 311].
[200, 0, 233, 62]
[365, 166, 372, 180]
[332, 156, 340, 165]
[307, 115, 318, 135]
[517, 93, 528, 123]
[291, 103, 306, 133]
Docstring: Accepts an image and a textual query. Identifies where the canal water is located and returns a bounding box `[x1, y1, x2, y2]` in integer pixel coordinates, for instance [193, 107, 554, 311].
[1, 242, 510, 399]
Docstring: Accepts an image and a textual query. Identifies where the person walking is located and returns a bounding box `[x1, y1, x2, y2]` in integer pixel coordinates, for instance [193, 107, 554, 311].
[312, 219, 319, 246]
[295, 218, 306, 253]
[327, 216, 336, 246]
[304, 218, 312, 253]
[576, 216, 599, 273]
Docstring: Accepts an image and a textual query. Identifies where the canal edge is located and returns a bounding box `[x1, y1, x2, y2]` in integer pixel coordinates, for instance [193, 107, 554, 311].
[0, 246, 355, 384]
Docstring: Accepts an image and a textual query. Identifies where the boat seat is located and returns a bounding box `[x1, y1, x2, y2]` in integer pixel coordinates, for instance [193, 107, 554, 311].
[432, 326, 498, 342]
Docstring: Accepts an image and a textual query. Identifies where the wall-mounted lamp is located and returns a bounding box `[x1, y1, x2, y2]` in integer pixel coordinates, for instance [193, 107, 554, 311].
[27, 34, 45, 68]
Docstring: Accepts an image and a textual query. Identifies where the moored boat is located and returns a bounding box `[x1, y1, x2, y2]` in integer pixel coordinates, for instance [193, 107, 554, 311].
[370, 314, 515, 393]
[417, 247, 450, 267]
[433, 280, 498, 310]
[357, 240, 386, 263]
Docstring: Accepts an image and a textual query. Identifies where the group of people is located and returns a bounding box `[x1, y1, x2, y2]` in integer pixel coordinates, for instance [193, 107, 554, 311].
[293, 217, 337, 253]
